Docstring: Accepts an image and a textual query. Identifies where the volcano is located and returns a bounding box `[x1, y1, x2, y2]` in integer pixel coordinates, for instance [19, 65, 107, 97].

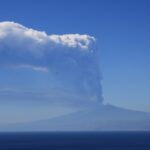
[1, 104, 150, 131]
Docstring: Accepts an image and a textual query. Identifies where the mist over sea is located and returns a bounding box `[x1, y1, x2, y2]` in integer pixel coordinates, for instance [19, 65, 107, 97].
[0, 132, 150, 150]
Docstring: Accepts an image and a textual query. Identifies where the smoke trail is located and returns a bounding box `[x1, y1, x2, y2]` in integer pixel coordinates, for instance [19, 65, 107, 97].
[0, 21, 103, 102]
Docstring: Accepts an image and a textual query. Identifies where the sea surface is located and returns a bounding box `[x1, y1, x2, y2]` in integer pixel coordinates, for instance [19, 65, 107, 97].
[0, 132, 150, 150]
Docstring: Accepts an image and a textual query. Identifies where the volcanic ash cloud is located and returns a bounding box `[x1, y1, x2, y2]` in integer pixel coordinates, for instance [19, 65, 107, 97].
[0, 21, 103, 102]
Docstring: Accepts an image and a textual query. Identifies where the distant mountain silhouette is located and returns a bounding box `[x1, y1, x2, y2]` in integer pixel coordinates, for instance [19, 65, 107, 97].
[1, 104, 150, 131]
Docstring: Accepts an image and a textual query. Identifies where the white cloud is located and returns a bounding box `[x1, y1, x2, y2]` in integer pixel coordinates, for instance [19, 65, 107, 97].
[49, 34, 95, 49]
[0, 21, 95, 53]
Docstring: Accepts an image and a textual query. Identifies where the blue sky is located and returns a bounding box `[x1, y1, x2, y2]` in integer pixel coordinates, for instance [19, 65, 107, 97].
[0, 0, 150, 123]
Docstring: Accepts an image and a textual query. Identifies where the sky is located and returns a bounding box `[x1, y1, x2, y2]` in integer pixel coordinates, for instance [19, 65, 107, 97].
[0, 0, 150, 123]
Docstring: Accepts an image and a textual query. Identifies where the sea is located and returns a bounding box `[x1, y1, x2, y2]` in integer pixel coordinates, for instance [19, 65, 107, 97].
[0, 132, 150, 150]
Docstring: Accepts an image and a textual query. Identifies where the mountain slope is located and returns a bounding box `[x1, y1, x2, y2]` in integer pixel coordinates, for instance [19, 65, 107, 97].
[1, 104, 150, 131]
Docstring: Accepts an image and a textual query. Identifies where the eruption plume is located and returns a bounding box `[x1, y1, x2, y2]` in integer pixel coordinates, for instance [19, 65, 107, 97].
[0, 21, 103, 102]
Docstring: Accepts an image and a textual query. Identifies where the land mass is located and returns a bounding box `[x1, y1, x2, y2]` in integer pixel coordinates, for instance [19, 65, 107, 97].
[1, 104, 150, 131]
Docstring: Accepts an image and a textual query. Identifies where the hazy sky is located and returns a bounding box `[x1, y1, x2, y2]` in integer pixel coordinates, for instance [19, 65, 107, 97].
[0, 0, 150, 124]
